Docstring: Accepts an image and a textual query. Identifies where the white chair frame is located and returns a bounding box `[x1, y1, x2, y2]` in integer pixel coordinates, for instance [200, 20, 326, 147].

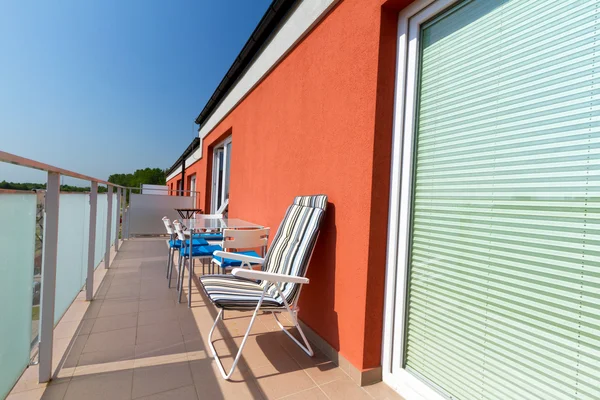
[173, 220, 217, 307]
[207, 232, 319, 380]
[211, 228, 270, 273]
[162, 217, 177, 286]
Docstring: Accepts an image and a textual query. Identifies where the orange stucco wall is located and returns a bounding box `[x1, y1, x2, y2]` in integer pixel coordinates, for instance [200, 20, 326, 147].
[167, 0, 413, 371]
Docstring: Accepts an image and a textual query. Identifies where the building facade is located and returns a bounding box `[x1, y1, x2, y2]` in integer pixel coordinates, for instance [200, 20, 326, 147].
[168, 0, 600, 399]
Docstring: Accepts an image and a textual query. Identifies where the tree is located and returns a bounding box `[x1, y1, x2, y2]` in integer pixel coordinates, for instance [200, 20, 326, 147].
[108, 168, 166, 189]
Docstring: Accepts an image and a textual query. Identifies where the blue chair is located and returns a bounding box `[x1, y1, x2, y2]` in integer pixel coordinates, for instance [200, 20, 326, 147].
[163, 217, 208, 288]
[173, 220, 222, 307]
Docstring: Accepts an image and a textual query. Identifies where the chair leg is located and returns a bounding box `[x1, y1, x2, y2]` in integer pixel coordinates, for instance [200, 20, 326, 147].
[178, 257, 186, 304]
[166, 247, 173, 280]
[273, 312, 314, 356]
[272, 283, 314, 357]
[188, 257, 194, 308]
[209, 287, 267, 380]
[176, 252, 183, 291]
[166, 247, 170, 278]
[168, 249, 174, 288]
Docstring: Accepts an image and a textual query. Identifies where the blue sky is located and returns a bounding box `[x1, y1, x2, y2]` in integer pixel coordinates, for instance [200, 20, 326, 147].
[0, 0, 271, 184]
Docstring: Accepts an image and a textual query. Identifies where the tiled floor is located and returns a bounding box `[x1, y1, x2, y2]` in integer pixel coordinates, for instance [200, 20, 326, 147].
[8, 238, 403, 400]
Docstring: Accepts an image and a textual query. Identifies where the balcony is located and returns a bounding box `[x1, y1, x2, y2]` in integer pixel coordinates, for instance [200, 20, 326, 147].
[1, 152, 397, 400]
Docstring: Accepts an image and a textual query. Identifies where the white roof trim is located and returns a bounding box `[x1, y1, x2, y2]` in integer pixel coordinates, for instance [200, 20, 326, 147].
[198, 0, 338, 140]
[166, 166, 182, 182]
[185, 148, 202, 170]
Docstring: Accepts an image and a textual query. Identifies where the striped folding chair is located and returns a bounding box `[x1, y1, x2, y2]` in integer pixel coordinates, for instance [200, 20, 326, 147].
[199, 194, 327, 380]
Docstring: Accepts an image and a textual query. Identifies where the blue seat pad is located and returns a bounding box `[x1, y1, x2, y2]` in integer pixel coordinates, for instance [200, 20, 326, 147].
[193, 233, 224, 241]
[180, 244, 222, 257]
[213, 250, 262, 268]
[169, 238, 208, 248]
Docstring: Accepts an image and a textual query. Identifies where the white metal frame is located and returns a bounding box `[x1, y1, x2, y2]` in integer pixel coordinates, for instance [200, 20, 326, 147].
[207, 248, 317, 380]
[210, 136, 232, 213]
[86, 182, 98, 301]
[38, 172, 60, 383]
[382, 1, 460, 399]
[190, 175, 196, 207]
[211, 228, 270, 271]
[104, 186, 113, 269]
[172, 220, 214, 307]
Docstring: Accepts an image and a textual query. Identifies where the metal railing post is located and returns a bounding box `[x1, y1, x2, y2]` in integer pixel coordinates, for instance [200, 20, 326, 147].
[125, 189, 130, 239]
[86, 182, 98, 301]
[39, 172, 60, 383]
[105, 186, 113, 269]
[115, 187, 121, 251]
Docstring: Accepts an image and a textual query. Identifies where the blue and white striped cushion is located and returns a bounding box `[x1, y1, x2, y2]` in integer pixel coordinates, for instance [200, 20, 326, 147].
[200, 275, 282, 310]
[199, 195, 327, 310]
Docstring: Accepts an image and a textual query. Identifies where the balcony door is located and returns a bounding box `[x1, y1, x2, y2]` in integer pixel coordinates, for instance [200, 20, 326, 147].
[211, 137, 231, 213]
[384, 0, 600, 399]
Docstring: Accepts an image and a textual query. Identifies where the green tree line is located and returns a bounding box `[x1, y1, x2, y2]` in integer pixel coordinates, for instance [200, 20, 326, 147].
[0, 181, 108, 192]
[108, 168, 166, 188]
[1, 168, 166, 193]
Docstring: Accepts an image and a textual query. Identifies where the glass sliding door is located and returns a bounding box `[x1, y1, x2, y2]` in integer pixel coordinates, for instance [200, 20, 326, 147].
[388, 0, 600, 399]
[211, 137, 231, 213]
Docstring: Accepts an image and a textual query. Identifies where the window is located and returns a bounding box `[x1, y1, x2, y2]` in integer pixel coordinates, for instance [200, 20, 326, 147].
[386, 0, 600, 399]
[190, 175, 196, 207]
[211, 136, 231, 213]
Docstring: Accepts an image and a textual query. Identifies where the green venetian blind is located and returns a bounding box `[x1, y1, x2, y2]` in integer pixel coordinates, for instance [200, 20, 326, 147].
[404, 0, 600, 399]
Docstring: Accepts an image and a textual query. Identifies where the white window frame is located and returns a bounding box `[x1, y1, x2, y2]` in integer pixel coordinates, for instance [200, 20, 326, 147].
[210, 136, 232, 213]
[190, 174, 196, 205]
[382, 1, 461, 399]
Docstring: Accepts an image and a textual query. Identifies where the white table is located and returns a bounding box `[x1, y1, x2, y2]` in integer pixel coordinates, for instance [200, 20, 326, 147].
[180, 217, 263, 231]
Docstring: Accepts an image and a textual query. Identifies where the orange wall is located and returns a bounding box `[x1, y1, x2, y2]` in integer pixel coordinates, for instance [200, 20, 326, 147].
[168, 0, 413, 371]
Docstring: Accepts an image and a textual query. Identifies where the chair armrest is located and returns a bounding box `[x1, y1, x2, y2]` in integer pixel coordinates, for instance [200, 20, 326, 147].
[232, 268, 309, 284]
[213, 251, 264, 265]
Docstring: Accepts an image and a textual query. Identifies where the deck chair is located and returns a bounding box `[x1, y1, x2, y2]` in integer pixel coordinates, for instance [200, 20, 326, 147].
[199, 194, 327, 379]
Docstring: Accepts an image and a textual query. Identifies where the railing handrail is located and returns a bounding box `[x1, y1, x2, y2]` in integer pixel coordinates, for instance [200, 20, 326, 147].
[0, 151, 125, 188]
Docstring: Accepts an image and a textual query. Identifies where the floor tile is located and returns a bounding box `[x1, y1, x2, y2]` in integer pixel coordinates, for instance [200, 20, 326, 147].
[279, 387, 329, 400]
[134, 339, 187, 367]
[320, 379, 373, 400]
[363, 382, 405, 400]
[54, 321, 82, 339]
[252, 361, 316, 399]
[139, 299, 176, 313]
[189, 359, 265, 400]
[136, 322, 182, 345]
[84, 327, 137, 353]
[132, 359, 193, 398]
[138, 308, 178, 326]
[76, 345, 135, 369]
[98, 300, 139, 318]
[92, 313, 138, 334]
[134, 385, 198, 400]
[65, 370, 133, 400]
[6, 382, 69, 400]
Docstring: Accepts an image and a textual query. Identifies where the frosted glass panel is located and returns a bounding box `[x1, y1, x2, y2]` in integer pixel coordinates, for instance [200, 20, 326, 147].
[54, 194, 89, 324]
[94, 194, 107, 268]
[0, 194, 36, 399]
[111, 193, 118, 244]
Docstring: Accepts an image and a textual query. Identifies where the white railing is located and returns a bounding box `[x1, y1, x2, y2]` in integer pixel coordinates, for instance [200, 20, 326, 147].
[0, 151, 128, 394]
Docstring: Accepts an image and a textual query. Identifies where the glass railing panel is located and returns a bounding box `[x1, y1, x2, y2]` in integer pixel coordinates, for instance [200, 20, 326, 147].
[54, 193, 90, 324]
[111, 192, 118, 244]
[0, 193, 37, 399]
[94, 193, 108, 269]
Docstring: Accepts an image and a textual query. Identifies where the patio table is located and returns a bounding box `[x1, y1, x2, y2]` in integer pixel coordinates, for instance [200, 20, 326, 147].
[179, 217, 263, 231]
